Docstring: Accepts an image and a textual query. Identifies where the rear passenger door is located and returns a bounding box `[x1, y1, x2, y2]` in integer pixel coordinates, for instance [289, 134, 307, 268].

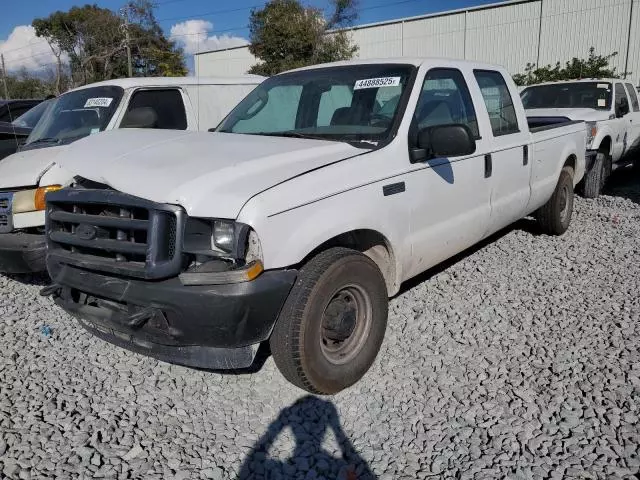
[119, 88, 189, 130]
[624, 83, 640, 155]
[473, 70, 531, 236]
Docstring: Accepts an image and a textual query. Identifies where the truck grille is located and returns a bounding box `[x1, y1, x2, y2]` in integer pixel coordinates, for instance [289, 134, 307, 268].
[0, 192, 13, 234]
[46, 189, 185, 279]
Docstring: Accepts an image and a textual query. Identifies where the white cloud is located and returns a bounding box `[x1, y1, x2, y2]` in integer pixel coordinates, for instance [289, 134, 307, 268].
[170, 20, 248, 55]
[0, 25, 64, 72]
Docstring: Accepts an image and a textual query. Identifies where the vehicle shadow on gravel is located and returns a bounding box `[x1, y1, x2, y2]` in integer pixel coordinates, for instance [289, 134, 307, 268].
[237, 396, 375, 479]
[397, 218, 540, 297]
[604, 166, 640, 204]
[1, 272, 50, 286]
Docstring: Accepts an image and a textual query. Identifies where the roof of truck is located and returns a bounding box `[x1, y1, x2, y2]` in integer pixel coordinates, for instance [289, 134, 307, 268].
[286, 57, 510, 73]
[70, 75, 265, 92]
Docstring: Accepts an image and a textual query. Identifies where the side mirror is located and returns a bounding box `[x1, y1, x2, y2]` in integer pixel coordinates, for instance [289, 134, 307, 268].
[411, 124, 476, 163]
[616, 97, 630, 118]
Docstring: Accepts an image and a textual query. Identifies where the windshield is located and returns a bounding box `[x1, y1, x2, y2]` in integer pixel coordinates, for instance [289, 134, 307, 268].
[521, 82, 612, 110]
[12, 99, 53, 129]
[24, 85, 124, 150]
[217, 64, 415, 145]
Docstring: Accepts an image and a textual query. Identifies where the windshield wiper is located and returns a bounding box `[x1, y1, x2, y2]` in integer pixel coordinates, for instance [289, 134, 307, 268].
[27, 137, 61, 146]
[250, 131, 331, 141]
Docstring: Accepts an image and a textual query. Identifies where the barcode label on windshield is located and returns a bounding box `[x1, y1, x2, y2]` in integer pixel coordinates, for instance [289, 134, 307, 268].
[354, 77, 401, 90]
[84, 97, 113, 108]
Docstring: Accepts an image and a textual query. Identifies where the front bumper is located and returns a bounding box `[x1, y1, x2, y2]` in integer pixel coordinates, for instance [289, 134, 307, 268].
[46, 263, 297, 369]
[0, 232, 46, 273]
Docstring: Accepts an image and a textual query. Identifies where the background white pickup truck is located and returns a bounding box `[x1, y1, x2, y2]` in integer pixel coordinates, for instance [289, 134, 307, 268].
[522, 79, 640, 197]
[0, 75, 263, 273]
[44, 58, 586, 394]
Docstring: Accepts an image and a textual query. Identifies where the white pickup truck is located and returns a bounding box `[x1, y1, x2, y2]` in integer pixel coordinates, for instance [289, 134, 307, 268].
[522, 79, 640, 197]
[0, 75, 263, 273]
[42, 58, 586, 394]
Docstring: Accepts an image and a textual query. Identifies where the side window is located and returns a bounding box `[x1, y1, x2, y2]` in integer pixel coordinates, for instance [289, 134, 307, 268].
[121, 89, 187, 130]
[615, 83, 629, 110]
[231, 86, 302, 133]
[413, 68, 479, 138]
[473, 70, 519, 136]
[624, 83, 640, 112]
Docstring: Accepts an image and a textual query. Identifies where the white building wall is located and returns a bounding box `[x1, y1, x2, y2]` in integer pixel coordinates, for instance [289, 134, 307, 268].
[465, 0, 541, 73]
[538, 0, 632, 74]
[195, 0, 639, 84]
[195, 46, 257, 77]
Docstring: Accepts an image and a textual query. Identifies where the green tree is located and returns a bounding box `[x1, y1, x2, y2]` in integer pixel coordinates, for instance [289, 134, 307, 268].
[2, 68, 57, 99]
[32, 2, 186, 89]
[513, 48, 621, 86]
[248, 0, 358, 76]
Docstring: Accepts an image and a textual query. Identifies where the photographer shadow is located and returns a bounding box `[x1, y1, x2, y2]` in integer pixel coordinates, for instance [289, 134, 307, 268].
[238, 396, 375, 479]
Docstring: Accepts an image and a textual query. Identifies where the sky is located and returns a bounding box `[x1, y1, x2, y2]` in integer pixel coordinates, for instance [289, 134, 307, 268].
[0, 0, 500, 73]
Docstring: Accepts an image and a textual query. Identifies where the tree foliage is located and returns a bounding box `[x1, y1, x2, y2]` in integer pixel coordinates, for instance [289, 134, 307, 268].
[32, 1, 186, 90]
[513, 48, 621, 86]
[248, 0, 359, 76]
[1, 68, 59, 99]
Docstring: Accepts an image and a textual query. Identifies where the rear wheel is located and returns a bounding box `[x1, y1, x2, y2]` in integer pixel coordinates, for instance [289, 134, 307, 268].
[270, 247, 388, 394]
[536, 166, 574, 235]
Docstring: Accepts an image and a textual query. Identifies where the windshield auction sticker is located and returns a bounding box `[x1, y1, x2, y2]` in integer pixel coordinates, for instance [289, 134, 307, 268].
[84, 97, 113, 108]
[354, 77, 401, 90]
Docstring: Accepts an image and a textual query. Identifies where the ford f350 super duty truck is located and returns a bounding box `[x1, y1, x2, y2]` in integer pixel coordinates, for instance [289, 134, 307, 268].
[522, 79, 640, 198]
[42, 58, 586, 394]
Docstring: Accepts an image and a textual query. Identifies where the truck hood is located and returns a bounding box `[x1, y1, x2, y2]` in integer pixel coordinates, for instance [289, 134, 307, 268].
[526, 108, 611, 122]
[55, 129, 366, 218]
[0, 144, 68, 189]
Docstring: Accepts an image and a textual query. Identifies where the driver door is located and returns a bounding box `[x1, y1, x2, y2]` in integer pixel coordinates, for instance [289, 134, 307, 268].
[613, 82, 633, 160]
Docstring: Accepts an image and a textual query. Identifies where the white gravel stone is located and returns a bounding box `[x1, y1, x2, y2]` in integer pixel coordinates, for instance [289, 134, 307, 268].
[1, 171, 640, 479]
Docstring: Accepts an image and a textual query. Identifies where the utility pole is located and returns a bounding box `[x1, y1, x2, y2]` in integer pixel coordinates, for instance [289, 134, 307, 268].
[0, 54, 9, 100]
[120, 3, 133, 77]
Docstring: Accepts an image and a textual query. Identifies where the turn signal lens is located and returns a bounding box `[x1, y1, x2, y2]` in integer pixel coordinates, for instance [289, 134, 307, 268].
[34, 185, 62, 211]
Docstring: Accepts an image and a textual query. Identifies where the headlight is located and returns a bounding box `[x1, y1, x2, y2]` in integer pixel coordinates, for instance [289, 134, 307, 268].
[12, 185, 62, 214]
[586, 122, 597, 148]
[213, 220, 235, 252]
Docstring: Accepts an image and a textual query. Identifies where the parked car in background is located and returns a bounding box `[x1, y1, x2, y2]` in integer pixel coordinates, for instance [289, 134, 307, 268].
[0, 99, 43, 123]
[522, 79, 640, 197]
[0, 99, 54, 160]
[0, 75, 264, 273]
[43, 58, 585, 393]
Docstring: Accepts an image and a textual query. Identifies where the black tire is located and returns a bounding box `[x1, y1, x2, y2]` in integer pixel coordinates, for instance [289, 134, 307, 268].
[582, 152, 606, 198]
[270, 247, 388, 394]
[536, 166, 574, 236]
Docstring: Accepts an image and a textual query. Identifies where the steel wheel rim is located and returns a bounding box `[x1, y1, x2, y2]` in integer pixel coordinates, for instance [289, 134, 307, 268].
[320, 284, 373, 365]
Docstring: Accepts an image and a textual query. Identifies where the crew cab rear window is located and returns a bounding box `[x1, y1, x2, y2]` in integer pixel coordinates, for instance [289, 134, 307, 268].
[614, 83, 629, 110]
[474, 70, 519, 136]
[414, 68, 479, 138]
[625, 83, 640, 112]
[121, 89, 187, 130]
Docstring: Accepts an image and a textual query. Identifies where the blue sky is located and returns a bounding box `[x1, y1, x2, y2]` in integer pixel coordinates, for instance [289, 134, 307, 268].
[0, 0, 499, 72]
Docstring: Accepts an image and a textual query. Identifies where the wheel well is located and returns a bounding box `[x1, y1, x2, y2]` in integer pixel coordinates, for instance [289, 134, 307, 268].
[304, 230, 396, 295]
[599, 137, 612, 156]
[564, 154, 576, 174]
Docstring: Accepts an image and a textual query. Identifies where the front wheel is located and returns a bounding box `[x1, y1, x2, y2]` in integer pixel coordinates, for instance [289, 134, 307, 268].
[270, 247, 388, 394]
[581, 152, 608, 198]
[536, 166, 574, 235]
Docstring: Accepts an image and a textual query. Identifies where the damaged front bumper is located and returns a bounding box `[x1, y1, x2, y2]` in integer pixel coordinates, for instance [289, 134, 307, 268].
[45, 263, 297, 369]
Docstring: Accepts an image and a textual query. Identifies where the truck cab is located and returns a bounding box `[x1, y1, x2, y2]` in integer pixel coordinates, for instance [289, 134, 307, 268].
[522, 79, 640, 197]
[0, 76, 263, 274]
[43, 58, 585, 394]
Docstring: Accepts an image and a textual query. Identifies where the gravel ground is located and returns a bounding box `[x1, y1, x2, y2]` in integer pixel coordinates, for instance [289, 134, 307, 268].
[1, 170, 640, 480]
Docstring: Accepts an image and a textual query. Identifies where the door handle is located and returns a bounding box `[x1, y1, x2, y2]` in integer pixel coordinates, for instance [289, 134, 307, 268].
[523, 145, 529, 166]
[484, 154, 492, 178]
